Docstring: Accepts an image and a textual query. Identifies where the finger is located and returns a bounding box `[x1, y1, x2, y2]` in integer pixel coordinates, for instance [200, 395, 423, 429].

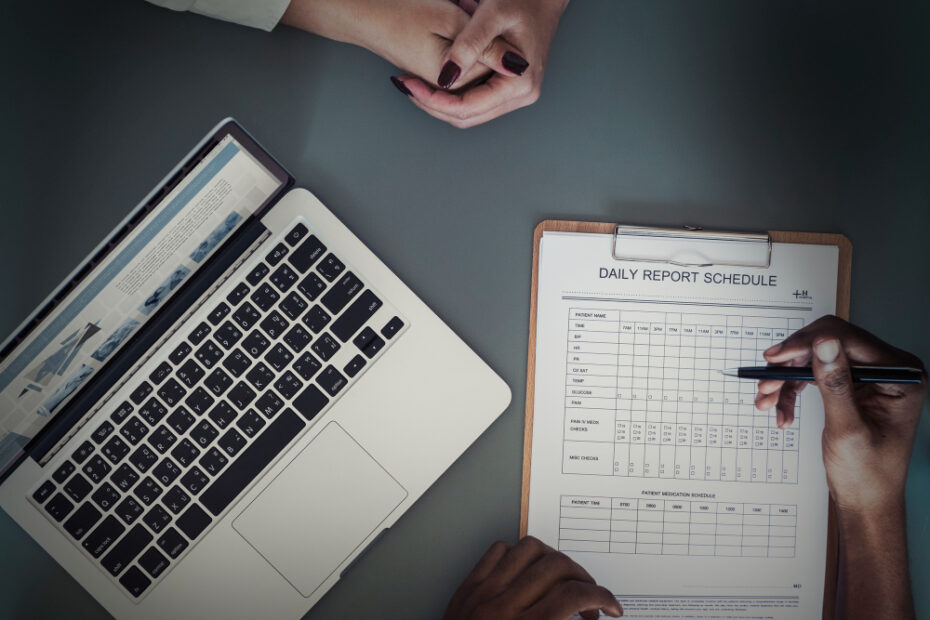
[811, 338, 860, 437]
[755, 390, 778, 412]
[438, 5, 520, 88]
[443, 541, 511, 617]
[757, 379, 785, 395]
[523, 580, 622, 619]
[775, 380, 806, 428]
[455, 0, 481, 16]
[497, 551, 597, 612]
[579, 611, 600, 620]
[405, 73, 535, 127]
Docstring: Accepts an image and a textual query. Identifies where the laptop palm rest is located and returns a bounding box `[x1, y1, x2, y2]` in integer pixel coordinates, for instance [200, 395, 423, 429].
[232, 422, 407, 597]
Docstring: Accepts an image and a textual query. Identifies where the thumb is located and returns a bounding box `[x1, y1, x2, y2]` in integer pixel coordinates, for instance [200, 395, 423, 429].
[811, 338, 858, 436]
[438, 9, 507, 89]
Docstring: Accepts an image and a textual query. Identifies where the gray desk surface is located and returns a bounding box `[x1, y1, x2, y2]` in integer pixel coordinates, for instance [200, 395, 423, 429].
[1, 1, 928, 618]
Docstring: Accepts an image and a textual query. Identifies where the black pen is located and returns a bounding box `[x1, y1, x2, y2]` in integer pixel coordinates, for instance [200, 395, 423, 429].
[721, 366, 924, 384]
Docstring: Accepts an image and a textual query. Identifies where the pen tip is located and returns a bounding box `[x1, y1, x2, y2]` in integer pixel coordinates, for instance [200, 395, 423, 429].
[720, 369, 739, 377]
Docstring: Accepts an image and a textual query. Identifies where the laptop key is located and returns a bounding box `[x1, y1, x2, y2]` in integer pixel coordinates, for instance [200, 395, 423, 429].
[317, 366, 347, 397]
[32, 480, 56, 505]
[293, 385, 329, 421]
[157, 527, 188, 559]
[285, 223, 309, 247]
[246, 362, 275, 391]
[139, 398, 168, 426]
[270, 264, 299, 293]
[255, 391, 284, 418]
[143, 505, 172, 533]
[149, 361, 173, 386]
[148, 426, 177, 454]
[242, 332, 271, 359]
[344, 354, 366, 378]
[110, 464, 140, 492]
[297, 272, 327, 301]
[226, 282, 251, 307]
[204, 368, 233, 397]
[208, 402, 237, 429]
[227, 381, 257, 410]
[188, 322, 212, 346]
[200, 409, 305, 517]
[331, 290, 383, 342]
[184, 387, 215, 416]
[260, 311, 290, 339]
[214, 321, 243, 350]
[115, 496, 144, 525]
[321, 272, 363, 314]
[353, 326, 377, 351]
[199, 447, 228, 476]
[83, 455, 112, 484]
[64, 473, 93, 503]
[191, 419, 219, 447]
[63, 502, 102, 540]
[363, 335, 386, 359]
[130, 382, 154, 405]
[278, 291, 308, 320]
[302, 305, 331, 334]
[45, 493, 74, 522]
[102, 436, 131, 464]
[195, 341, 224, 369]
[311, 333, 340, 362]
[119, 566, 152, 598]
[274, 370, 303, 400]
[157, 378, 187, 407]
[292, 352, 322, 381]
[288, 235, 326, 272]
[222, 349, 253, 378]
[232, 301, 262, 330]
[171, 439, 201, 468]
[176, 504, 212, 540]
[83, 515, 125, 558]
[102, 524, 152, 576]
[139, 546, 170, 579]
[236, 409, 266, 438]
[218, 429, 247, 458]
[72, 440, 95, 464]
[176, 359, 205, 388]
[283, 325, 312, 353]
[133, 477, 163, 506]
[180, 467, 209, 495]
[207, 302, 230, 326]
[53, 460, 76, 484]
[121, 417, 149, 445]
[110, 401, 134, 424]
[264, 343, 294, 372]
[162, 486, 190, 515]
[381, 316, 404, 339]
[316, 253, 345, 282]
[129, 446, 158, 473]
[246, 262, 269, 286]
[166, 407, 195, 435]
[266, 242, 289, 267]
[153, 458, 182, 486]
[250, 284, 280, 312]
[92, 482, 121, 511]
[168, 342, 192, 365]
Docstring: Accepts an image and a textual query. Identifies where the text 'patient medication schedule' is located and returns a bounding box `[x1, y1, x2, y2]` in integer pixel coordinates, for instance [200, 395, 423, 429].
[526, 231, 839, 619]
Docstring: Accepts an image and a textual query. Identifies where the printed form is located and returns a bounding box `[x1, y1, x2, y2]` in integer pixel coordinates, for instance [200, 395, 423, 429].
[526, 231, 838, 619]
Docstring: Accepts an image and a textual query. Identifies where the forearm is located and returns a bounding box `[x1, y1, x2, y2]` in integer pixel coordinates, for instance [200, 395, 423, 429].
[280, 0, 390, 50]
[837, 499, 914, 620]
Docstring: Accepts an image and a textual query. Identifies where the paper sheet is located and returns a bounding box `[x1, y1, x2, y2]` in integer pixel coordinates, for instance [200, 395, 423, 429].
[526, 231, 838, 619]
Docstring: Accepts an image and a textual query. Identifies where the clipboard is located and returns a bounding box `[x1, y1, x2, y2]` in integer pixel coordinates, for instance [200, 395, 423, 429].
[520, 220, 852, 619]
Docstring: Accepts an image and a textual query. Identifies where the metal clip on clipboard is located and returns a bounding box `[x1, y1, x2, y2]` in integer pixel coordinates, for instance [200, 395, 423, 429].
[612, 225, 772, 268]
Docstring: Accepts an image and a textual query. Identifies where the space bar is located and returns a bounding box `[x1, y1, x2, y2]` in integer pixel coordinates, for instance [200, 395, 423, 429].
[200, 409, 305, 516]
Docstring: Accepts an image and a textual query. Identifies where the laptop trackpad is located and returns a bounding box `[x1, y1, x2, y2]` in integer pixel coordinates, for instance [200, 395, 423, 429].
[232, 422, 407, 597]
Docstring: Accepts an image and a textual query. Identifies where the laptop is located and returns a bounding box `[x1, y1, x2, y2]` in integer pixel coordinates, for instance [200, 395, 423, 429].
[0, 119, 511, 618]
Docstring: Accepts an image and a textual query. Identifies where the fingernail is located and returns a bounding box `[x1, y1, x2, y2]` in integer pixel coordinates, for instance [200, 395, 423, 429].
[438, 61, 461, 89]
[815, 339, 839, 363]
[502, 51, 529, 75]
[390, 76, 411, 97]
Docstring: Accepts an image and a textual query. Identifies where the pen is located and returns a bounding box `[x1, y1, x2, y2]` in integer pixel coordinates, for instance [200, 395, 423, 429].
[721, 366, 924, 384]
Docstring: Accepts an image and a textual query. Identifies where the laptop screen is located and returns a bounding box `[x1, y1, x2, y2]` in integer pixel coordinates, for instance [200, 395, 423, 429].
[0, 124, 288, 475]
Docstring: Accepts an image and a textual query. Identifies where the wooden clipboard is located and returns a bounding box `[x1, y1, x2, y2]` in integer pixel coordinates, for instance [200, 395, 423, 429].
[519, 219, 852, 619]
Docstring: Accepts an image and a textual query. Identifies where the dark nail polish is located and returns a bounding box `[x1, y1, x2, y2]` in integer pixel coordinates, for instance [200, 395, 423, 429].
[502, 51, 529, 75]
[390, 76, 411, 97]
[438, 61, 461, 89]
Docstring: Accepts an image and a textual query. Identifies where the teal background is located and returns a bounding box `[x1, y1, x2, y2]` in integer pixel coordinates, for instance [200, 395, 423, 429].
[1, 1, 928, 618]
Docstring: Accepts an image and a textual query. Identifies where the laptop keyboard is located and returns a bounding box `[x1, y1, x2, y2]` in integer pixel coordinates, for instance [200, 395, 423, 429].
[28, 220, 407, 600]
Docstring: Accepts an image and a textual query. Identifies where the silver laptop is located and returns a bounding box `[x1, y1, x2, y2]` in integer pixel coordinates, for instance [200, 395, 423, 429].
[0, 119, 511, 619]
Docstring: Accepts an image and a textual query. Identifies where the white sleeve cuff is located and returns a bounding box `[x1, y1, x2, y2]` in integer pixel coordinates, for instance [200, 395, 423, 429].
[145, 0, 291, 32]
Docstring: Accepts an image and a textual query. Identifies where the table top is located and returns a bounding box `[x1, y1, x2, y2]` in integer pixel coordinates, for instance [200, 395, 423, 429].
[1, 1, 928, 618]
